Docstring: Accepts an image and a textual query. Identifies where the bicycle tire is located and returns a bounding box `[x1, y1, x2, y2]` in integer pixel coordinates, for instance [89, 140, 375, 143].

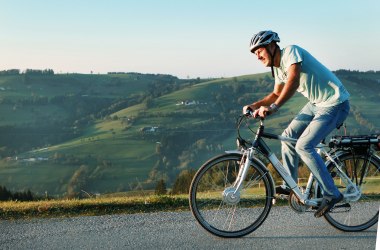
[323, 151, 380, 231]
[189, 153, 274, 238]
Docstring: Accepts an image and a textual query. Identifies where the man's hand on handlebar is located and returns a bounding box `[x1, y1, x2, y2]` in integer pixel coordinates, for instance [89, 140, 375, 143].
[255, 106, 272, 118]
[242, 105, 275, 118]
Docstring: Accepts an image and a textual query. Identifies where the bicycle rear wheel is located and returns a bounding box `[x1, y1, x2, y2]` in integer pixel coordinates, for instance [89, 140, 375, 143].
[189, 153, 274, 238]
[324, 151, 380, 231]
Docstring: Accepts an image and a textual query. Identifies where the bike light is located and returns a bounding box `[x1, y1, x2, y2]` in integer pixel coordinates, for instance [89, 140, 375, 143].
[236, 138, 247, 149]
[236, 138, 241, 148]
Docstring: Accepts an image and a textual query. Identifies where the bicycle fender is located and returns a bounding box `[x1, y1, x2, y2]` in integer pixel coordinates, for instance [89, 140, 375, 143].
[325, 150, 380, 167]
[371, 152, 380, 163]
[225, 150, 243, 155]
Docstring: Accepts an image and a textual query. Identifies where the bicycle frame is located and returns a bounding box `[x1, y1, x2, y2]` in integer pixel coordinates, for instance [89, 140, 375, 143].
[230, 118, 361, 207]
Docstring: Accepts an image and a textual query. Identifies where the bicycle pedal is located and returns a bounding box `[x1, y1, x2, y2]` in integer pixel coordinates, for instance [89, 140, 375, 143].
[330, 203, 351, 213]
[277, 194, 289, 200]
[334, 203, 350, 208]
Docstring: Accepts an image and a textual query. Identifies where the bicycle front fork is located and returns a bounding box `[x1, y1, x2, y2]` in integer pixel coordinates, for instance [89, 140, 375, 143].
[233, 149, 254, 192]
[222, 149, 254, 205]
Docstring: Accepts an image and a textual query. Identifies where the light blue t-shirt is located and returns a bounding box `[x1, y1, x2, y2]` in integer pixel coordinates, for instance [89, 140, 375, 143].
[274, 45, 350, 107]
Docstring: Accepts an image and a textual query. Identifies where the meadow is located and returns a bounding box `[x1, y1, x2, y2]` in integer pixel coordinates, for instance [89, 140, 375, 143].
[0, 70, 379, 198]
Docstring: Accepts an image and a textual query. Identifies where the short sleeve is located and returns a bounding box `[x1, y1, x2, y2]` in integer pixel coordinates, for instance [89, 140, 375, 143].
[274, 68, 285, 84]
[283, 45, 303, 71]
[274, 45, 303, 84]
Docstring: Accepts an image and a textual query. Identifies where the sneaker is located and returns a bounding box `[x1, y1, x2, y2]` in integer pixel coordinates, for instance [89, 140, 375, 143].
[314, 193, 344, 218]
[275, 186, 291, 195]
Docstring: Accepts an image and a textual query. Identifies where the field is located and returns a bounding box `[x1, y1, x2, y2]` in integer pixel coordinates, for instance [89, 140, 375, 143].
[0, 70, 379, 197]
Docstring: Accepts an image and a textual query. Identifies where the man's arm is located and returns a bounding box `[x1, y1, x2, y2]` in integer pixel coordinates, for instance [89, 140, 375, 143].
[273, 63, 301, 108]
[251, 92, 279, 109]
[243, 80, 283, 111]
[254, 63, 301, 117]
[243, 92, 276, 114]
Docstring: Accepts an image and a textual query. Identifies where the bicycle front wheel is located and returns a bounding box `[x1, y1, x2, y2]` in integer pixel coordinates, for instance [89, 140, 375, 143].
[189, 153, 274, 238]
[324, 151, 380, 231]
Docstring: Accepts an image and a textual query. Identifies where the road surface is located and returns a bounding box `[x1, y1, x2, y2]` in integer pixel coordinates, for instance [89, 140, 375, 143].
[0, 206, 377, 249]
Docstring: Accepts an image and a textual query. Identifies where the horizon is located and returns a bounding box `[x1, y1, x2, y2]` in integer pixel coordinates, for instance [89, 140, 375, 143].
[1, 0, 379, 79]
[1, 68, 378, 80]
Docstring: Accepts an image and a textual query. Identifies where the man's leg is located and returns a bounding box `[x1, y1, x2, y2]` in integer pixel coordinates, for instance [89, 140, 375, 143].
[280, 103, 314, 189]
[295, 101, 350, 198]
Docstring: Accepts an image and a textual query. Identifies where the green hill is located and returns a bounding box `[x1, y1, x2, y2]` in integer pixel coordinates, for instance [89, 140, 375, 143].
[0, 70, 379, 197]
[0, 72, 197, 154]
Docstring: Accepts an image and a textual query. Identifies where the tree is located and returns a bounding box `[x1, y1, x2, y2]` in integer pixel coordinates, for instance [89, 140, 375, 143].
[171, 169, 196, 195]
[0, 186, 35, 201]
[67, 165, 89, 198]
[143, 96, 154, 109]
[155, 179, 167, 195]
[0, 186, 12, 200]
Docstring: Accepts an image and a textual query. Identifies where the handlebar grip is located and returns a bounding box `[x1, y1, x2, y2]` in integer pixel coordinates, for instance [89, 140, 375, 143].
[245, 107, 253, 116]
[245, 108, 265, 121]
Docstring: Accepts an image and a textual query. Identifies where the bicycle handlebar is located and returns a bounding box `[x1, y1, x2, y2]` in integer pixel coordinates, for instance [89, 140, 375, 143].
[244, 108, 254, 118]
[244, 108, 265, 124]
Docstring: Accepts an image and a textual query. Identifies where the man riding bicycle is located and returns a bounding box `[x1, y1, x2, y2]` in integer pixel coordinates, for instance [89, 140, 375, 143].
[243, 30, 350, 218]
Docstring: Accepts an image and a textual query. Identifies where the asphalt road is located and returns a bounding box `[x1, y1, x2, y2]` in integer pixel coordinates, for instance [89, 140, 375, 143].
[0, 206, 377, 250]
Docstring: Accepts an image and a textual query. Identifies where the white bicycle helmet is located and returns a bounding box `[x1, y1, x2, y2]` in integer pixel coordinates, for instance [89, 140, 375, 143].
[249, 30, 280, 53]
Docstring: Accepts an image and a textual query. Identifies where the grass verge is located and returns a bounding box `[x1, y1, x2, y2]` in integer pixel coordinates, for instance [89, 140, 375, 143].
[0, 194, 290, 220]
[0, 195, 189, 220]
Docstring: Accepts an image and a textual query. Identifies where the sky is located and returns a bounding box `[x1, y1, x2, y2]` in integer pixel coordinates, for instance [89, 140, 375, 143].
[1, 0, 379, 79]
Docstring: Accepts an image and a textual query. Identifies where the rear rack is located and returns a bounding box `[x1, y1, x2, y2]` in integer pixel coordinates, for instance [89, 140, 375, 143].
[329, 135, 380, 148]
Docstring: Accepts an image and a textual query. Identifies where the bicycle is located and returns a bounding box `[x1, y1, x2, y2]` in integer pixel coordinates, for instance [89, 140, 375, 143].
[189, 113, 380, 238]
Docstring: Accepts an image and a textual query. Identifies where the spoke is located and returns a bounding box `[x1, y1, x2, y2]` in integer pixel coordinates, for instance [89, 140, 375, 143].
[210, 199, 225, 223]
[358, 158, 370, 186]
[343, 212, 352, 226]
[245, 172, 265, 190]
[222, 162, 230, 188]
[223, 205, 237, 230]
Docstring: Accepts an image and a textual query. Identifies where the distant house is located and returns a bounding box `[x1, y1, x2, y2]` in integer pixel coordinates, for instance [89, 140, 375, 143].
[19, 157, 49, 162]
[184, 100, 196, 106]
[140, 126, 159, 133]
[176, 100, 207, 106]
